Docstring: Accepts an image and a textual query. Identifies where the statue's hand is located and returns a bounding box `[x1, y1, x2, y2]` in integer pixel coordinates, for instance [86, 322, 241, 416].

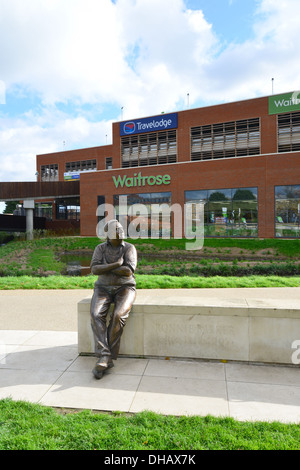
[116, 256, 124, 267]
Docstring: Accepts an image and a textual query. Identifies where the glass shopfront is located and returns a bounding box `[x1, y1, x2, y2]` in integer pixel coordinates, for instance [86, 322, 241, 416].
[275, 185, 300, 238]
[56, 197, 80, 221]
[113, 192, 172, 238]
[185, 187, 258, 237]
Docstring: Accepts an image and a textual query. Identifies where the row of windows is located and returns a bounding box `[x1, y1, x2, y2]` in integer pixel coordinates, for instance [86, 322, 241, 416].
[40, 185, 299, 238]
[191, 118, 260, 161]
[41, 164, 58, 182]
[121, 130, 177, 168]
[49, 184, 300, 238]
[41, 112, 300, 178]
[65, 159, 97, 173]
[41, 158, 113, 181]
[111, 188, 258, 238]
[38, 185, 300, 238]
[111, 184, 300, 238]
[47, 184, 300, 238]
[120, 118, 262, 167]
[41, 160, 97, 181]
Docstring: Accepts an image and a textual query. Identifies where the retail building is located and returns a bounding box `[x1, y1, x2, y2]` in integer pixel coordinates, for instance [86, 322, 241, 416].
[36, 91, 300, 239]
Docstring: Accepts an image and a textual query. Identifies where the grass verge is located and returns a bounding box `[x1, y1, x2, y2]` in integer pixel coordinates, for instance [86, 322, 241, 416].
[0, 274, 300, 289]
[0, 398, 299, 450]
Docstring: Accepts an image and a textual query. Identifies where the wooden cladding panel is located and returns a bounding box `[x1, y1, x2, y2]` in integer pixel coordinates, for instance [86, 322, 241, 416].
[0, 181, 80, 201]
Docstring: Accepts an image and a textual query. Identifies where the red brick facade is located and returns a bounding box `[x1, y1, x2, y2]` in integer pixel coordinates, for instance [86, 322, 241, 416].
[36, 94, 300, 238]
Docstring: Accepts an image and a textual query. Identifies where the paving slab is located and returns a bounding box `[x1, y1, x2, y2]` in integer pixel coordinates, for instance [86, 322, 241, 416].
[227, 381, 300, 423]
[129, 374, 229, 417]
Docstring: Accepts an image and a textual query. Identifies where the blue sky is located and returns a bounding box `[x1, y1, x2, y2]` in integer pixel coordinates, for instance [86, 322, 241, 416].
[0, 0, 300, 212]
[187, 0, 258, 44]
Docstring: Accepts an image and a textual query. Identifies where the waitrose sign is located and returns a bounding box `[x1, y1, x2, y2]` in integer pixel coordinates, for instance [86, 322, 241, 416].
[269, 91, 300, 115]
[113, 172, 171, 188]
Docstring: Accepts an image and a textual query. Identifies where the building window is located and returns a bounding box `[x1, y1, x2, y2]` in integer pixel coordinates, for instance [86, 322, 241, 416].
[56, 197, 80, 221]
[97, 195, 105, 224]
[278, 112, 300, 153]
[121, 130, 177, 168]
[185, 187, 258, 237]
[113, 192, 172, 237]
[34, 203, 53, 220]
[275, 185, 300, 238]
[65, 159, 97, 173]
[41, 164, 58, 181]
[191, 118, 260, 161]
[106, 157, 113, 169]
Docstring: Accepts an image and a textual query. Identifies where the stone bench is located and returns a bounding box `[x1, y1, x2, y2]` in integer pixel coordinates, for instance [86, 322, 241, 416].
[77, 289, 300, 365]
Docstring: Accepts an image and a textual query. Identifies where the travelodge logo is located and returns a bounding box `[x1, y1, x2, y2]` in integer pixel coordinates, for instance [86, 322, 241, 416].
[123, 122, 136, 134]
[120, 112, 178, 137]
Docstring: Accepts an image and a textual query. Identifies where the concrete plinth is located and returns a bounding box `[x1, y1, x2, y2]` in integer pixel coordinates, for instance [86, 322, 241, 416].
[78, 289, 300, 365]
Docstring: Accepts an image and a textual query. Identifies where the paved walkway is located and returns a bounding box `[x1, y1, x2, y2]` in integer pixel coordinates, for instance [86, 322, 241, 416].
[0, 288, 300, 423]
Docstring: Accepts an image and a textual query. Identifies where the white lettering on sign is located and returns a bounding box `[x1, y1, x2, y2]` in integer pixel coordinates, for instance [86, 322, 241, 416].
[136, 118, 172, 131]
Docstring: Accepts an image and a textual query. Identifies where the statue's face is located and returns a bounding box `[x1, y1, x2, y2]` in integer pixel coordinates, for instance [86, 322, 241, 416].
[107, 221, 124, 241]
[115, 224, 125, 240]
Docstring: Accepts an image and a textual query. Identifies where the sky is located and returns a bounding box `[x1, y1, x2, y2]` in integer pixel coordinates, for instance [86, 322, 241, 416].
[0, 0, 300, 212]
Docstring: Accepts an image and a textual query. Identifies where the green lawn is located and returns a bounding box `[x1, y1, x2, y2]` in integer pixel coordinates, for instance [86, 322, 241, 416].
[0, 398, 299, 450]
[0, 274, 300, 290]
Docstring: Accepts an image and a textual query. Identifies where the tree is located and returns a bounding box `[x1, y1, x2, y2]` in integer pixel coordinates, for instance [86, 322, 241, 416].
[209, 191, 228, 201]
[232, 189, 256, 201]
[3, 201, 20, 214]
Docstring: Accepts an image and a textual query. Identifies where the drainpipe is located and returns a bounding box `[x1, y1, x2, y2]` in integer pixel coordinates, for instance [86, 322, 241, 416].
[23, 199, 35, 241]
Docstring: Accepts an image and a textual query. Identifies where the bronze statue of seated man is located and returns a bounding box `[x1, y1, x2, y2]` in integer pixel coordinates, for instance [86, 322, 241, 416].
[90, 219, 137, 379]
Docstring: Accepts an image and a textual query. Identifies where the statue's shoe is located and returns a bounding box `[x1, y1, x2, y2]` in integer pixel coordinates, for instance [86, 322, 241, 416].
[92, 367, 104, 380]
[92, 356, 114, 379]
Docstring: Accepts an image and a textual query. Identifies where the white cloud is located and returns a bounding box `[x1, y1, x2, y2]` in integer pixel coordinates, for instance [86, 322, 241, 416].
[0, 108, 113, 183]
[198, 0, 300, 103]
[0, 0, 134, 105]
[114, 0, 218, 116]
[0, 0, 217, 114]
